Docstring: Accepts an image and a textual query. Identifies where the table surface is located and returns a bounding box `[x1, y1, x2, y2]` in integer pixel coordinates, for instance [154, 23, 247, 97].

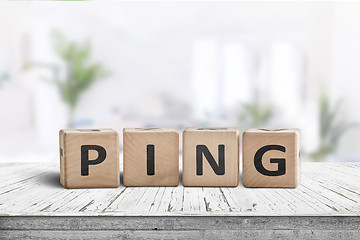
[0, 162, 359, 217]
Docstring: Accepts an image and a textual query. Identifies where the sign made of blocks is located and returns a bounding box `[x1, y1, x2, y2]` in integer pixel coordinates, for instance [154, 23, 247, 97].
[59, 127, 301, 188]
[59, 129, 120, 189]
[182, 127, 240, 187]
[123, 128, 179, 187]
[242, 128, 301, 188]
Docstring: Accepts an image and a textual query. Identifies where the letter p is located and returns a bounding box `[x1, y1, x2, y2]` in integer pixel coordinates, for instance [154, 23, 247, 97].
[81, 145, 107, 176]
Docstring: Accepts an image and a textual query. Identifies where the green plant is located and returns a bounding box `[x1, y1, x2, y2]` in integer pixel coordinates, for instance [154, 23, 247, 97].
[45, 30, 109, 126]
[310, 89, 358, 161]
[238, 102, 274, 128]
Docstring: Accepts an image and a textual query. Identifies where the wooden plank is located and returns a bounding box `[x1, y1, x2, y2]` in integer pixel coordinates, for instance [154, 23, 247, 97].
[2, 229, 360, 240]
[1, 216, 360, 240]
[0, 163, 56, 189]
[182, 187, 207, 212]
[154, 186, 184, 213]
[0, 163, 360, 216]
[1, 216, 360, 230]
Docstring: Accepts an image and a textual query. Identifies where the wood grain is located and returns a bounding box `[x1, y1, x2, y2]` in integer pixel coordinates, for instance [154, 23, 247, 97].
[1, 216, 360, 239]
[1, 162, 359, 239]
[0, 162, 359, 216]
[243, 128, 301, 188]
[59, 129, 119, 189]
[2, 229, 360, 240]
[182, 127, 240, 187]
[123, 128, 179, 187]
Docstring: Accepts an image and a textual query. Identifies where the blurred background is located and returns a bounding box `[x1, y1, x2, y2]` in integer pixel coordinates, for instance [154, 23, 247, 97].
[0, 1, 359, 163]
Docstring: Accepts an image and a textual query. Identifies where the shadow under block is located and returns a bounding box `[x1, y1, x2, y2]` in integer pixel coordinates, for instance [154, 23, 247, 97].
[182, 127, 240, 187]
[123, 128, 179, 187]
[242, 128, 301, 188]
[59, 129, 120, 189]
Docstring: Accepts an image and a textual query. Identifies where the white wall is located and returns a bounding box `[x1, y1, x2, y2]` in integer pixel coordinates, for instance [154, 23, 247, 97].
[0, 1, 359, 161]
[331, 2, 360, 158]
[17, 1, 335, 122]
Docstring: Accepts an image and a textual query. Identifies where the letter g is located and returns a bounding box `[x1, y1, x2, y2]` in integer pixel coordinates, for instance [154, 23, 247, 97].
[254, 145, 286, 176]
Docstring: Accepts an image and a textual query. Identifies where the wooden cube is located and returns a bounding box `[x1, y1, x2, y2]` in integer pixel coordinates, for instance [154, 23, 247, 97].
[242, 128, 301, 188]
[182, 127, 240, 187]
[123, 128, 179, 187]
[59, 129, 120, 189]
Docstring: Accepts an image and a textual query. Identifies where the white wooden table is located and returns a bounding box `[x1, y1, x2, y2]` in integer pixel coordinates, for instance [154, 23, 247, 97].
[0, 162, 359, 239]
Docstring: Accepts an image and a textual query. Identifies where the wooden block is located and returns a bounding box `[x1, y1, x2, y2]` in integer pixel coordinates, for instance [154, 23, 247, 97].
[59, 128, 120, 189]
[123, 128, 179, 187]
[242, 128, 301, 188]
[182, 127, 240, 187]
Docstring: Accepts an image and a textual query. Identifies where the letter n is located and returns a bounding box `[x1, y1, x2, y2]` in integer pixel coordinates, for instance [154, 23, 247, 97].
[196, 145, 225, 175]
